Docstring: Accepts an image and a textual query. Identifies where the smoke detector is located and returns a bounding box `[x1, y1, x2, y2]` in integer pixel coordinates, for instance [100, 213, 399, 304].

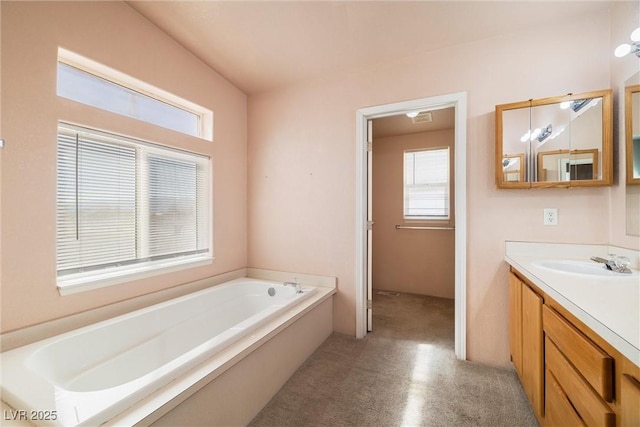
[411, 111, 432, 124]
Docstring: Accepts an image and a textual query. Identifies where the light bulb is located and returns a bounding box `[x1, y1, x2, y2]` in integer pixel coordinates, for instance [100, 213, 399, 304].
[406, 111, 419, 118]
[631, 27, 640, 42]
[560, 101, 571, 110]
[531, 128, 541, 139]
[615, 43, 632, 58]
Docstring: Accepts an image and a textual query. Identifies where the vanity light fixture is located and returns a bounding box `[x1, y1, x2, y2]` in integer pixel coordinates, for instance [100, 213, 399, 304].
[560, 99, 593, 112]
[502, 157, 520, 170]
[537, 124, 552, 143]
[521, 129, 533, 142]
[570, 98, 591, 112]
[615, 26, 640, 58]
[531, 128, 541, 140]
[520, 128, 540, 143]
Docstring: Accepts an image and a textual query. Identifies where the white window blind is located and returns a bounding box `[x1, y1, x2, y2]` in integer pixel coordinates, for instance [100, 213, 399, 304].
[56, 124, 210, 278]
[404, 147, 450, 219]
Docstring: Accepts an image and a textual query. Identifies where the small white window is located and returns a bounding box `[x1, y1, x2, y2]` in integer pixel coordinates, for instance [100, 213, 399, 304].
[404, 147, 450, 220]
[56, 123, 211, 293]
[57, 48, 212, 140]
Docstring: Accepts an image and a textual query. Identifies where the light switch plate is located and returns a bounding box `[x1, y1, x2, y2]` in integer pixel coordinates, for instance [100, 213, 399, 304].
[544, 208, 558, 226]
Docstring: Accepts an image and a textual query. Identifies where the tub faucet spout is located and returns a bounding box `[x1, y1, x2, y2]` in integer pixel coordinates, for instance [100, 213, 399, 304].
[284, 278, 303, 293]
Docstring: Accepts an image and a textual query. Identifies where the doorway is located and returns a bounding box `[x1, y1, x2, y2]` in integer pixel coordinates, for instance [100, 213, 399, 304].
[355, 92, 467, 360]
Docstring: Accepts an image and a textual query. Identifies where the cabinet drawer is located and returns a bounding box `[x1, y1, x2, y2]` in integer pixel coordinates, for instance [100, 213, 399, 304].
[543, 305, 613, 401]
[621, 374, 640, 427]
[545, 369, 586, 427]
[546, 337, 614, 427]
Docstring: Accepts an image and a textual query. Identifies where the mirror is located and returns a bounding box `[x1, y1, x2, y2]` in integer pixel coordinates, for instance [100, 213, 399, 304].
[502, 153, 525, 182]
[537, 149, 598, 182]
[496, 100, 532, 188]
[626, 84, 640, 185]
[495, 89, 612, 188]
[625, 73, 640, 237]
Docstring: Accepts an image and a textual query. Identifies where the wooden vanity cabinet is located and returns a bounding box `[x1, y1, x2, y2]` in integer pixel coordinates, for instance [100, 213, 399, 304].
[620, 366, 640, 426]
[509, 268, 640, 427]
[509, 272, 544, 421]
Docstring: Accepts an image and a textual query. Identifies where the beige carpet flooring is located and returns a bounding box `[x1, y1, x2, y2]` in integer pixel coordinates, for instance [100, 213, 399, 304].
[249, 290, 538, 427]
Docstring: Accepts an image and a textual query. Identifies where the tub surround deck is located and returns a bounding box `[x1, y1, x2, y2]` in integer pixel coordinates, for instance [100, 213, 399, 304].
[0, 270, 336, 427]
[505, 241, 639, 366]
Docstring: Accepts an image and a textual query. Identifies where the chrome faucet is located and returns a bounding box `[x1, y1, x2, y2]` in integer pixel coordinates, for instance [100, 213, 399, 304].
[591, 255, 632, 274]
[284, 278, 303, 293]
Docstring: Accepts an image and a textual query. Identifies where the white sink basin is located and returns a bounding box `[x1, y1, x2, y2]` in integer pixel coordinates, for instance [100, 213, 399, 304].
[533, 260, 639, 278]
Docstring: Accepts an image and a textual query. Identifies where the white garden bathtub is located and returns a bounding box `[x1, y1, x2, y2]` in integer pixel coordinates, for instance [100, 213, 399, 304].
[0, 278, 318, 426]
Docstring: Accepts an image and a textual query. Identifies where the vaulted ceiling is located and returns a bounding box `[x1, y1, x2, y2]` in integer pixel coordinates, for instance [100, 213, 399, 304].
[128, 1, 614, 95]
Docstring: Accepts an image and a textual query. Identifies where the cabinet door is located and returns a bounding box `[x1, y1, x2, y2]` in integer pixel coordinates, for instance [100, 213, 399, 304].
[545, 369, 586, 427]
[522, 283, 544, 420]
[509, 273, 523, 376]
[621, 374, 640, 427]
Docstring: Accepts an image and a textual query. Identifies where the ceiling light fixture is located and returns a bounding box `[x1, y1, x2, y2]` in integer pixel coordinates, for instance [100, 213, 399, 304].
[411, 111, 433, 123]
[406, 111, 420, 118]
[615, 26, 640, 58]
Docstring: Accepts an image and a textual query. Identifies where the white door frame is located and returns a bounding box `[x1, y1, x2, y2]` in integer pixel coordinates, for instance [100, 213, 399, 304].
[355, 92, 467, 360]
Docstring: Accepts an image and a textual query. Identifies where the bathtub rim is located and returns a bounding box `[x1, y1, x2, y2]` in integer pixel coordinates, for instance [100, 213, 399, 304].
[21, 281, 316, 394]
[0, 269, 336, 426]
[105, 283, 335, 426]
[0, 268, 336, 352]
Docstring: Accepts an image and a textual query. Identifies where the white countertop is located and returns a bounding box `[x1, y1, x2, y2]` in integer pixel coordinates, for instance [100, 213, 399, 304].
[505, 241, 640, 367]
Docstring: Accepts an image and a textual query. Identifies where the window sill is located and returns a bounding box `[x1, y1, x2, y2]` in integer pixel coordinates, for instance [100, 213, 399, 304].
[57, 255, 214, 296]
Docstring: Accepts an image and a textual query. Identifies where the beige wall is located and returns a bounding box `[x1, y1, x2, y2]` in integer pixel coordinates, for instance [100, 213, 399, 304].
[372, 129, 455, 298]
[0, 2, 247, 332]
[248, 9, 615, 366]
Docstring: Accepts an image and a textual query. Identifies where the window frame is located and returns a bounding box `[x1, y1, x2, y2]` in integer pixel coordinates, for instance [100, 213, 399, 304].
[403, 146, 451, 221]
[56, 123, 213, 296]
[57, 48, 213, 141]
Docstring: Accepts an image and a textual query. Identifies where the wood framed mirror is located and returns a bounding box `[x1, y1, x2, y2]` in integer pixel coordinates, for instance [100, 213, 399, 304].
[626, 84, 640, 185]
[495, 89, 612, 189]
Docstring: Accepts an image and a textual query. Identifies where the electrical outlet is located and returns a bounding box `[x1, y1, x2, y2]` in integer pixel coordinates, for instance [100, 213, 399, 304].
[544, 208, 558, 226]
